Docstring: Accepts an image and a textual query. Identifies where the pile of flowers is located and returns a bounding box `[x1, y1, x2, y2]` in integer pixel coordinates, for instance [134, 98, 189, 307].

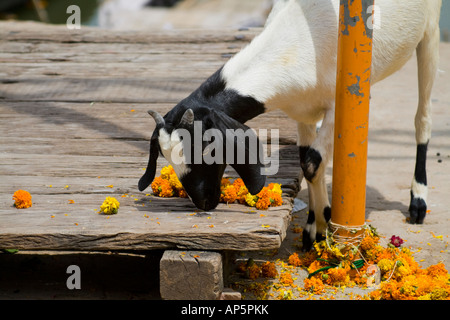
[151, 165, 283, 210]
[237, 259, 278, 280]
[220, 177, 283, 210]
[243, 181, 283, 210]
[151, 165, 188, 198]
[289, 225, 450, 300]
[98, 196, 120, 215]
[12, 190, 32, 209]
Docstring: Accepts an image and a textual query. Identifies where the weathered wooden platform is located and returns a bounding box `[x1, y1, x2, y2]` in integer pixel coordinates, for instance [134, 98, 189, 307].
[0, 21, 301, 252]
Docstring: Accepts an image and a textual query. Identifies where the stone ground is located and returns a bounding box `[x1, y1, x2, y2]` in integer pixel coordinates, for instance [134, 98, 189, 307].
[0, 43, 448, 301]
[230, 41, 450, 300]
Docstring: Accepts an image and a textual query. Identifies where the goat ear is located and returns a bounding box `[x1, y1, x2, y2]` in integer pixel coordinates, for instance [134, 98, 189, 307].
[212, 111, 266, 194]
[230, 162, 266, 195]
[138, 131, 160, 191]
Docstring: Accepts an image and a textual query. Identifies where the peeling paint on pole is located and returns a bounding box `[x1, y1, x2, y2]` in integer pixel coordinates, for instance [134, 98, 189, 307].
[362, 0, 375, 39]
[347, 75, 364, 97]
[340, 0, 360, 36]
[332, 0, 374, 230]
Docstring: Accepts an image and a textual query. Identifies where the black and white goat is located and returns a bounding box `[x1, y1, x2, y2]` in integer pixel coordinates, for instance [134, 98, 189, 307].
[139, 0, 442, 250]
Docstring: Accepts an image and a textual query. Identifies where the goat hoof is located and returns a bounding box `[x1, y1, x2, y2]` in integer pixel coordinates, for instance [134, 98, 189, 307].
[408, 196, 427, 224]
[300, 148, 322, 182]
[315, 232, 325, 242]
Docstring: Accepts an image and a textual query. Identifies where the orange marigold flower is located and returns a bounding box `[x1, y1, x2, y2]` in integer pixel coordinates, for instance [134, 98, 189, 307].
[308, 260, 326, 275]
[13, 190, 32, 209]
[360, 235, 379, 251]
[304, 277, 325, 295]
[279, 272, 294, 286]
[151, 177, 174, 197]
[255, 197, 271, 210]
[288, 252, 302, 267]
[221, 184, 237, 203]
[178, 188, 188, 198]
[233, 178, 249, 204]
[327, 267, 349, 286]
[261, 261, 278, 278]
[152, 166, 188, 198]
[232, 178, 245, 189]
[269, 191, 283, 206]
[221, 177, 232, 186]
[370, 289, 383, 300]
[300, 251, 318, 268]
[426, 263, 448, 278]
[247, 263, 261, 280]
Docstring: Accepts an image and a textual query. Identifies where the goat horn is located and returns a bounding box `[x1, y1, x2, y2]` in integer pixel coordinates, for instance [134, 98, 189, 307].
[147, 110, 165, 127]
[179, 108, 194, 126]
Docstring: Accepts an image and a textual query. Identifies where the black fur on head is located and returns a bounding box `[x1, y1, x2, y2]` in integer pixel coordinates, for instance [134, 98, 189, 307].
[139, 68, 266, 211]
[138, 106, 266, 211]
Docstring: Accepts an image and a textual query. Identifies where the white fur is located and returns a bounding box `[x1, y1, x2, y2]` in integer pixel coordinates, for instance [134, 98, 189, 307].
[158, 128, 191, 179]
[411, 179, 428, 201]
[222, 0, 441, 236]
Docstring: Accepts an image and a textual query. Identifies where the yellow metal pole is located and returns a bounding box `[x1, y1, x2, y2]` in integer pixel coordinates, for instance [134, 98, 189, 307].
[331, 0, 374, 237]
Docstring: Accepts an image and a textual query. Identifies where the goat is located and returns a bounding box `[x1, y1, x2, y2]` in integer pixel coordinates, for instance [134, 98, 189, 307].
[139, 0, 442, 251]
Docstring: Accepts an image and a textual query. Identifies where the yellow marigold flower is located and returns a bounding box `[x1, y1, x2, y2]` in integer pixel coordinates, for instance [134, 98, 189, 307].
[395, 265, 410, 279]
[377, 258, 394, 273]
[236, 186, 249, 204]
[430, 288, 449, 300]
[268, 183, 282, 195]
[160, 165, 175, 179]
[360, 235, 379, 251]
[245, 193, 257, 207]
[99, 196, 120, 215]
[13, 190, 32, 209]
[168, 173, 183, 190]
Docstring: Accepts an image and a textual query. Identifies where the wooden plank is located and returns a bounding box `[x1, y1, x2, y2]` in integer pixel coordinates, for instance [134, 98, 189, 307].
[0, 41, 245, 56]
[0, 21, 260, 44]
[0, 191, 295, 251]
[0, 102, 298, 144]
[0, 21, 301, 252]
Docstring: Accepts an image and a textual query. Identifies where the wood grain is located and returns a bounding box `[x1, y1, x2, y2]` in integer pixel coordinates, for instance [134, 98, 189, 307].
[0, 21, 301, 252]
